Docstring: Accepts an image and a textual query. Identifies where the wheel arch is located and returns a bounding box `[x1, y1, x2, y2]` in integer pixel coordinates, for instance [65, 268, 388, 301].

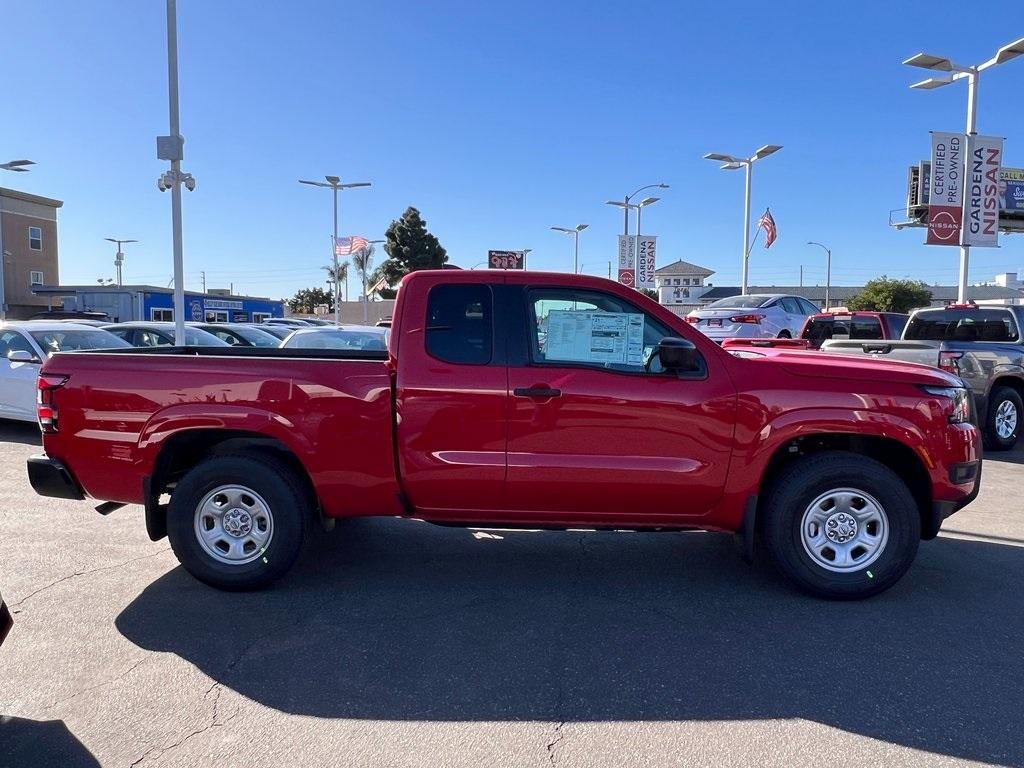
[144, 428, 318, 541]
[756, 433, 934, 540]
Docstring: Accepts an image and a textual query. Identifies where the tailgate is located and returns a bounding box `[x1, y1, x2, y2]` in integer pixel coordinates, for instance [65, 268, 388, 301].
[819, 339, 943, 367]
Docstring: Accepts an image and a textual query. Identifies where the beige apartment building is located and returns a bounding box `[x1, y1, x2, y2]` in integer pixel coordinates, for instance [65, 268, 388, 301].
[0, 187, 63, 319]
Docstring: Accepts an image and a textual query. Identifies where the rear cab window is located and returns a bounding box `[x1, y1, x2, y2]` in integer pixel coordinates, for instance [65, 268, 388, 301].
[905, 309, 1020, 342]
[425, 283, 493, 365]
[803, 316, 884, 343]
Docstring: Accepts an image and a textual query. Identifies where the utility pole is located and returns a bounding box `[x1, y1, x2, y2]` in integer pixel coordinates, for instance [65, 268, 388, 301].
[201, 270, 206, 293]
[104, 238, 137, 288]
[800, 265, 803, 287]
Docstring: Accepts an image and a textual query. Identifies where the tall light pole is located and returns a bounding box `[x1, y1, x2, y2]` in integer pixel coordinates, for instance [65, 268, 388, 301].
[703, 145, 782, 295]
[605, 183, 669, 279]
[157, 0, 197, 345]
[105, 238, 138, 287]
[299, 176, 371, 325]
[521, 248, 532, 269]
[807, 241, 832, 310]
[550, 224, 589, 273]
[903, 37, 1024, 304]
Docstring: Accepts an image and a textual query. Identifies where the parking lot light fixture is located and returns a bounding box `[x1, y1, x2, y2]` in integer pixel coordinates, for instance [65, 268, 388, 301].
[0, 159, 34, 172]
[903, 36, 1024, 303]
[105, 238, 138, 287]
[551, 225, 588, 274]
[703, 145, 782, 294]
[807, 241, 832, 310]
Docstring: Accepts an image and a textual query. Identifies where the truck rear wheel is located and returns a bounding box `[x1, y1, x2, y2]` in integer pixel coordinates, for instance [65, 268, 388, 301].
[167, 454, 310, 590]
[983, 386, 1022, 451]
[762, 451, 920, 600]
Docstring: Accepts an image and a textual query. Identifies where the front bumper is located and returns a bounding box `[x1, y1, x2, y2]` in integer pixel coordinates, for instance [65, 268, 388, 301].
[27, 455, 85, 501]
[923, 458, 982, 539]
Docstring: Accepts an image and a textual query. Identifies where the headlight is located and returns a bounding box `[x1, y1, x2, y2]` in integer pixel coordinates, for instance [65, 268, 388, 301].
[922, 386, 970, 424]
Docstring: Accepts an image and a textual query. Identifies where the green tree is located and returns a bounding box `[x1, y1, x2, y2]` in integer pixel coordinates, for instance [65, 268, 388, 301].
[352, 245, 375, 300]
[323, 263, 349, 301]
[639, 288, 659, 301]
[378, 207, 448, 287]
[847, 277, 933, 314]
[287, 286, 334, 314]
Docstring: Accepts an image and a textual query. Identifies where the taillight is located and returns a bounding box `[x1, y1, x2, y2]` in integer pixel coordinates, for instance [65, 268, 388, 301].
[729, 314, 764, 324]
[684, 316, 699, 324]
[37, 374, 68, 433]
[938, 351, 963, 375]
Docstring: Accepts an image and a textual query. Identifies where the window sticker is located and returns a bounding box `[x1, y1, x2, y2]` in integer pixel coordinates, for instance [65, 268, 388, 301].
[544, 310, 645, 366]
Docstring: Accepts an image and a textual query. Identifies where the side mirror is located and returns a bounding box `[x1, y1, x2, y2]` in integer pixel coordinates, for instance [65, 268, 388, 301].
[657, 337, 704, 376]
[8, 350, 39, 364]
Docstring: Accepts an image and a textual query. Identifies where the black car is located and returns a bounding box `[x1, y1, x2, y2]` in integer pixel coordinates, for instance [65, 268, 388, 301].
[195, 323, 281, 347]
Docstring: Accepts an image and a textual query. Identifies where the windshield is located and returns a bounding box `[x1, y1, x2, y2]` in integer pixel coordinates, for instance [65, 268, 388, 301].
[283, 329, 388, 351]
[705, 296, 772, 309]
[232, 326, 281, 347]
[905, 309, 1019, 342]
[29, 329, 131, 357]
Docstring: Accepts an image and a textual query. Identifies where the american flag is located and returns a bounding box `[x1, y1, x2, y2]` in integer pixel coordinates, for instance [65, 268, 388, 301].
[334, 235, 370, 256]
[758, 209, 777, 249]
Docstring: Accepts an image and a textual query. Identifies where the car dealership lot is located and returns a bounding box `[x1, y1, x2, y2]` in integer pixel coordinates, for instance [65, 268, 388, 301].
[0, 420, 1021, 768]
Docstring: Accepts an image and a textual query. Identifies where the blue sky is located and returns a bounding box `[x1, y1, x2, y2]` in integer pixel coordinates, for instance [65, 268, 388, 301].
[3, 1, 1024, 299]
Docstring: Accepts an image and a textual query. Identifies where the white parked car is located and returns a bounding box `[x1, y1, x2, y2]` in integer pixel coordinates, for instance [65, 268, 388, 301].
[685, 294, 819, 343]
[0, 322, 130, 422]
[281, 326, 389, 351]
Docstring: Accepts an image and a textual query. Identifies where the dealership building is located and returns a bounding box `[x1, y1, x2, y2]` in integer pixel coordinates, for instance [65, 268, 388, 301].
[31, 284, 284, 323]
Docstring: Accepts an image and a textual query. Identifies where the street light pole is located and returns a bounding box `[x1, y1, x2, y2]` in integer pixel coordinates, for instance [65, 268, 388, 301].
[300, 176, 371, 325]
[904, 36, 1024, 303]
[105, 238, 138, 287]
[605, 183, 669, 283]
[703, 145, 782, 295]
[166, 0, 185, 344]
[807, 241, 832, 310]
[551, 224, 589, 274]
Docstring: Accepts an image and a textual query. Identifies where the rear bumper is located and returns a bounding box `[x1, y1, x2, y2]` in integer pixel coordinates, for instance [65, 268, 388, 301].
[26, 455, 85, 501]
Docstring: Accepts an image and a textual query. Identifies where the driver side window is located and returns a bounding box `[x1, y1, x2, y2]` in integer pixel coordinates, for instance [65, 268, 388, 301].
[528, 288, 675, 374]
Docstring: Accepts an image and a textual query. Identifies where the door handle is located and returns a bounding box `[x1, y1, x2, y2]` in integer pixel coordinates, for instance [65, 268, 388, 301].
[513, 387, 562, 399]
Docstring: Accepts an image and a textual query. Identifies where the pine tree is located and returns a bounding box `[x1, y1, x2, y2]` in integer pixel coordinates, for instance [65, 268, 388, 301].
[378, 207, 448, 286]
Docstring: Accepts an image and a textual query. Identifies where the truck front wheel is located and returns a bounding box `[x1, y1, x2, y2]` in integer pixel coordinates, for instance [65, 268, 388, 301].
[762, 451, 920, 600]
[983, 386, 1022, 451]
[167, 454, 310, 590]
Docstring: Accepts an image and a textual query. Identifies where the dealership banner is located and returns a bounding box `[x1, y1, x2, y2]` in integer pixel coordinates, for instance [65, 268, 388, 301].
[617, 235, 635, 287]
[963, 134, 1003, 248]
[635, 236, 657, 289]
[927, 131, 964, 246]
[1002, 168, 1024, 211]
[487, 250, 526, 269]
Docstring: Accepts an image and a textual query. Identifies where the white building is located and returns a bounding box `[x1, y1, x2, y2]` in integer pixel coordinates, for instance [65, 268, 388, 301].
[655, 260, 715, 307]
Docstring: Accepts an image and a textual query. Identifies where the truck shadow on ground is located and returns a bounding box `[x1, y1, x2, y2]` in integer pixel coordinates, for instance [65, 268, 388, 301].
[0, 421, 42, 446]
[116, 519, 1023, 766]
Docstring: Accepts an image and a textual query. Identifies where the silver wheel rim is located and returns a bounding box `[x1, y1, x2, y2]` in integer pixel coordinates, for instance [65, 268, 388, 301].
[995, 399, 1018, 439]
[799, 488, 889, 573]
[194, 485, 274, 565]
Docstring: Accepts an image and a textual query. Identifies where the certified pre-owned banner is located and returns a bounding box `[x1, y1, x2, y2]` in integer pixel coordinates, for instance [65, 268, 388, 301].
[963, 134, 1003, 248]
[927, 131, 964, 246]
[617, 235, 635, 287]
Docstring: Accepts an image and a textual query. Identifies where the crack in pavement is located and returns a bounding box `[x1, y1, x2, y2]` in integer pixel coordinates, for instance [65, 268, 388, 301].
[11, 548, 171, 610]
[546, 720, 566, 765]
[129, 682, 238, 767]
[42, 657, 150, 712]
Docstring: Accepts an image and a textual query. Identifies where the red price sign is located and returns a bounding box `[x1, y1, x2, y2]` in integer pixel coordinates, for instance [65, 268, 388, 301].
[487, 250, 525, 270]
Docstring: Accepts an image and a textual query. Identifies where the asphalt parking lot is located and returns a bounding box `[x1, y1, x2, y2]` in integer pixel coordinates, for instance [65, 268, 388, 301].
[0, 420, 1021, 768]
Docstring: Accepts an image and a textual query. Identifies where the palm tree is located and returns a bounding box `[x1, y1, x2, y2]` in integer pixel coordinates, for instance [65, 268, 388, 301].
[323, 262, 349, 303]
[351, 245, 375, 322]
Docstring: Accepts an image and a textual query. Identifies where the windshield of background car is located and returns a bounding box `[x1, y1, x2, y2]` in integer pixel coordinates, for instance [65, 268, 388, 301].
[28, 329, 131, 356]
[904, 309, 1019, 342]
[232, 327, 281, 347]
[705, 296, 771, 309]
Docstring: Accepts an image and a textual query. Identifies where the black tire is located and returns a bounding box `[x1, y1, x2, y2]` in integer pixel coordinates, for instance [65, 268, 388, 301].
[167, 454, 311, 591]
[777, 331, 792, 339]
[761, 451, 920, 600]
[983, 386, 1022, 452]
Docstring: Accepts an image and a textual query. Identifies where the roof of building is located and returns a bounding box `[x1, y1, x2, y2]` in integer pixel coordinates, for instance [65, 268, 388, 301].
[697, 284, 1024, 302]
[654, 259, 715, 277]
[0, 187, 64, 208]
[32, 284, 281, 303]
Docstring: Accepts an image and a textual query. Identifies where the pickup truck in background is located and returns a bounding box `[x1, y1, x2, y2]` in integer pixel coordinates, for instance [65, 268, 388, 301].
[821, 304, 1024, 450]
[27, 271, 981, 600]
[800, 311, 909, 350]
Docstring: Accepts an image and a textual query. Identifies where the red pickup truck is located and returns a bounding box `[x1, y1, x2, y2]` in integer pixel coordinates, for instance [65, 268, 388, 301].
[27, 271, 981, 599]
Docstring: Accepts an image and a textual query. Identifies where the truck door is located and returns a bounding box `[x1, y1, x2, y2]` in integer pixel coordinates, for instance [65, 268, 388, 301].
[394, 278, 509, 517]
[505, 285, 735, 522]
